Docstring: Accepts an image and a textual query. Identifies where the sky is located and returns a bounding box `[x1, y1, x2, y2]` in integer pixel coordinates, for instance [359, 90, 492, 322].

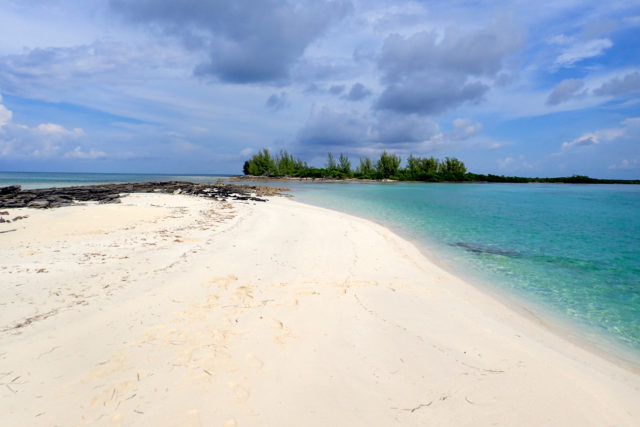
[0, 0, 639, 178]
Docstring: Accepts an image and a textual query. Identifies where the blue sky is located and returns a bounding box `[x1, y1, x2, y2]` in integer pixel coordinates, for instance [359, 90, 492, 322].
[0, 0, 638, 177]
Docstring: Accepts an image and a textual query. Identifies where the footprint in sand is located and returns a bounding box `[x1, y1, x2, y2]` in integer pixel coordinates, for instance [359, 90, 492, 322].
[245, 353, 264, 370]
[206, 293, 219, 308]
[202, 275, 238, 290]
[269, 318, 284, 330]
[227, 382, 249, 402]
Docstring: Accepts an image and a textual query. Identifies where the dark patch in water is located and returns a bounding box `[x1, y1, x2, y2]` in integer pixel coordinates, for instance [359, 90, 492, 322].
[453, 242, 520, 257]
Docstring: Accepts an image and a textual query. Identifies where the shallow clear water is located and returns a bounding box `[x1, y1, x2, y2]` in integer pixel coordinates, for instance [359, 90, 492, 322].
[3, 173, 640, 361]
[289, 181, 640, 360]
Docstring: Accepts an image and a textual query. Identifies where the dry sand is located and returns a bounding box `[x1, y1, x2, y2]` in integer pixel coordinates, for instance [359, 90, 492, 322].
[0, 193, 639, 426]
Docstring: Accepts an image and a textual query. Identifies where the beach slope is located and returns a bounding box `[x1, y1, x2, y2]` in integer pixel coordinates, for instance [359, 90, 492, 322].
[1, 193, 638, 426]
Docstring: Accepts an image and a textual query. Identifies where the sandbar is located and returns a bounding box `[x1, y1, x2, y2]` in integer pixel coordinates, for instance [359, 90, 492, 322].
[1, 193, 639, 426]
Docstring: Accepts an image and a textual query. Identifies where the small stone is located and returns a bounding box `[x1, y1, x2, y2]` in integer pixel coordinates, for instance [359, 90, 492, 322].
[27, 200, 50, 208]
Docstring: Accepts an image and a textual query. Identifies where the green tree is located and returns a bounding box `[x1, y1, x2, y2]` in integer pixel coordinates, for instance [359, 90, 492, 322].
[357, 157, 374, 177]
[405, 155, 439, 180]
[326, 152, 337, 171]
[245, 148, 276, 176]
[376, 151, 401, 179]
[275, 150, 306, 176]
[338, 153, 352, 176]
[437, 157, 467, 180]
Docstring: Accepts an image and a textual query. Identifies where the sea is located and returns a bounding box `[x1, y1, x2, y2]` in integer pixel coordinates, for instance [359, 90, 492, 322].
[2, 171, 640, 365]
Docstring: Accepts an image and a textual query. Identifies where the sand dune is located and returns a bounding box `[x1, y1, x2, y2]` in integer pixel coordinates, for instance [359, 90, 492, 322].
[1, 193, 638, 426]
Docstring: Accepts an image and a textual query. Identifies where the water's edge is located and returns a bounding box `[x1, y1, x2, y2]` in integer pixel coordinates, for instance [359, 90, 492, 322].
[289, 195, 640, 372]
[3, 173, 639, 370]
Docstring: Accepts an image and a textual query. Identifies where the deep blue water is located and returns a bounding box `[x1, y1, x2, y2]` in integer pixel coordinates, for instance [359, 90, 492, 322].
[3, 173, 640, 362]
[0, 171, 227, 189]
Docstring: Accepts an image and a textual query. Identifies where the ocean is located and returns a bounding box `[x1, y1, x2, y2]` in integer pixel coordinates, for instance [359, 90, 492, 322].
[2, 172, 640, 364]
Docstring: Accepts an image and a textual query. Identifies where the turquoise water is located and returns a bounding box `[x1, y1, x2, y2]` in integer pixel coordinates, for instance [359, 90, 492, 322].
[289, 181, 640, 361]
[2, 173, 640, 362]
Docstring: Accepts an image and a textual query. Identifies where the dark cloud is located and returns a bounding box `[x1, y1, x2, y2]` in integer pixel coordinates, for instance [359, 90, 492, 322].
[376, 78, 488, 115]
[329, 84, 346, 95]
[494, 71, 518, 87]
[374, 23, 523, 115]
[296, 107, 442, 153]
[291, 57, 357, 84]
[265, 92, 290, 111]
[371, 112, 438, 144]
[344, 83, 372, 101]
[296, 106, 369, 147]
[546, 78, 585, 105]
[352, 43, 377, 63]
[110, 0, 352, 84]
[303, 83, 322, 94]
[593, 72, 640, 97]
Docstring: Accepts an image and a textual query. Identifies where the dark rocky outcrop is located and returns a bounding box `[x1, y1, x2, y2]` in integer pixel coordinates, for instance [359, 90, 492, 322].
[0, 185, 20, 196]
[0, 181, 288, 209]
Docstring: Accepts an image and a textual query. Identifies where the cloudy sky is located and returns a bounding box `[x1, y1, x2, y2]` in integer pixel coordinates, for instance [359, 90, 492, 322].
[0, 0, 639, 177]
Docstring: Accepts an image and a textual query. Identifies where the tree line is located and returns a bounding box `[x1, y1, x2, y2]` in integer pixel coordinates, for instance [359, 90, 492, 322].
[243, 149, 467, 181]
[242, 148, 640, 184]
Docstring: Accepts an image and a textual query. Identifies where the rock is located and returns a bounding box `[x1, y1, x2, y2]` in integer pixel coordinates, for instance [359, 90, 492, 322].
[0, 210, 9, 215]
[0, 185, 21, 195]
[27, 199, 50, 208]
[0, 181, 283, 209]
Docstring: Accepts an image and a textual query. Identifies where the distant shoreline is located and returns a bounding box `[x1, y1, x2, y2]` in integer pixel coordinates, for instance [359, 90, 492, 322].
[241, 149, 640, 184]
[232, 174, 640, 184]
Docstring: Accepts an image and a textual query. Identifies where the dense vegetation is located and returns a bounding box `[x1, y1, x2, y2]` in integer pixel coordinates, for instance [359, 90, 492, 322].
[242, 149, 640, 184]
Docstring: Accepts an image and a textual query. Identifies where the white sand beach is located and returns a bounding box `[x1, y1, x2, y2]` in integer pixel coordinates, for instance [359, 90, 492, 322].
[1, 193, 639, 426]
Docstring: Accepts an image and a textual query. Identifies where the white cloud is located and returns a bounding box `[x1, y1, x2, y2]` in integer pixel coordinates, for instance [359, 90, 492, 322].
[450, 118, 483, 140]
[0, 94, 12, 129]
[560, 134, 599, 151]
[34, 123, 84, 137]
[1, 91, 90, 159]
[608, 159, 638, 170]
[557, 117, 637, 154]
[0, 41, 193, 93]
[0, 118, 86, 159]
[498, 155, 534, 172]
[499, 156, 515, 168]
[547, 34, 573, 45]
[0, 103, 12, 128]
[240, 147, 253, 156]
[64, 146, 106, 159]
[554, 38, 612, 68]
[622, 117, 640, 128]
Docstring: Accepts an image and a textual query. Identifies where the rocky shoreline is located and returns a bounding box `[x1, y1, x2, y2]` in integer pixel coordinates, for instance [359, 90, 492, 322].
[0, 181, 288, 209]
